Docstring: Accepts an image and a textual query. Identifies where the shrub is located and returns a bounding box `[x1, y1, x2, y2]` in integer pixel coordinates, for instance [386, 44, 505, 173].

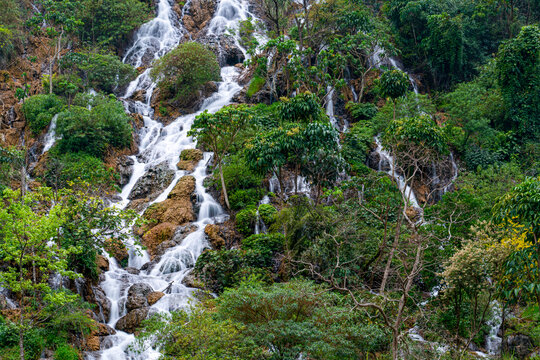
[236, 206, 257, 236]
[45, 152, 119, 191]
[56, 98, 132, 158]
[229, 189, 262, 210]
[0, 26, 14, 65]
[42, 74, 83, 101]
[60, 51, 137, 93]
[22, 94, 64, 135]
[345, 102, 377, 121]
[257, 204, 277, 225]
[463, 146, 501, 170]
[54, 344, 79, 360]
[242, 233, 284, 256]
[342, 122, 376, 172]
[150, 42, 220, 106]
[194, 249, 245, 292]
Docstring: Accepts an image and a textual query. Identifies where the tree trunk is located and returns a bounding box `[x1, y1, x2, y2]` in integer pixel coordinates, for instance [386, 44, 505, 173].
[219, 163, 230, 209]
[380, 214, 402, 293]
[49, 59, 53, 95]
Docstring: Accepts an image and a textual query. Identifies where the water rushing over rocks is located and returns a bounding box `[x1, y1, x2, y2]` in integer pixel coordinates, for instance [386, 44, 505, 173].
[86, 0, 258, 357]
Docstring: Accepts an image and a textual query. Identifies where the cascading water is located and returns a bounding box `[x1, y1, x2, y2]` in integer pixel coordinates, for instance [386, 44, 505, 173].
[374, 135, 420, 209]
[41, 114, 58, 154]
[86, 0, 260, 358]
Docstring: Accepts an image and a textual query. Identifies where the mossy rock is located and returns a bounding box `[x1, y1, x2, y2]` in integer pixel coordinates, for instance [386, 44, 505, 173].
[180, 148, 203, 161]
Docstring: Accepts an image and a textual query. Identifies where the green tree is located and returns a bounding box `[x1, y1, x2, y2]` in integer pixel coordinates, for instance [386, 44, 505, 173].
[189, 105, 253, 209]
[150, 42, 220, 107]
[0, 187, 80, 360]
[56, 97, 132, 158]
[378, 70, 409, 120]
[496, 24, 540, 141]
[493, 177, 540, 308]
[137, 303, 265, 359]
[77, 0, 150, 47]
[60, 51, 137, 94]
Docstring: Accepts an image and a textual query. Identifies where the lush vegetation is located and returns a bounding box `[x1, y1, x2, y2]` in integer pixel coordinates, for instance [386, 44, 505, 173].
[151, 42, 221, 107]
[1, 0, 539, 359]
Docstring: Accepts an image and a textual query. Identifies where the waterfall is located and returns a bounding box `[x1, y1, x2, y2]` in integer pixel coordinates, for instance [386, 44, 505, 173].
[41, 114, 58, 154]
[374, 135, 420, 209]
[325, 86, 338, 129]
[86, 0, 261, 358]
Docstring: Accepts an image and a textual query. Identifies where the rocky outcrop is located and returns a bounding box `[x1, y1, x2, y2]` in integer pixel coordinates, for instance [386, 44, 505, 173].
[177, 148, 203, 171]
[115, 307, 149, 333]
[90, 285, 111, 323]
[96, 255, 109, 272]
[116, 155, 135, 186]
[204, 224, 225, 249]
[506, 334, 533, 359]
[128, 161, 176, 203]
[103, 239, 129, 266]
[198, 35, 245, 67]
[126, 283, 153, 311]
[114, 283, 157, 333]
[147, 291, 165, 305]
[142, 222, 178, 257]
[140, 176, 197, 257]
[181, 0, 217, 38]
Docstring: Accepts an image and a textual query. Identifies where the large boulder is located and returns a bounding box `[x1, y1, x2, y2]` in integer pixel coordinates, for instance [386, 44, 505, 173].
[205, 224, 224, 249]
[506, 334, 533, 359]
[177, 148, 203, 172]
[90, 286, 111, 323]
[182, 0, 217, 37]
[142, 222, 178, 257]
[199, 35, 245, 67]
[117, 155, 135, 186]
[126, 283, 153, 312]
[147, 291, 165, 305]
[128, 162, 175, 202]
[115, 307, 149, 333]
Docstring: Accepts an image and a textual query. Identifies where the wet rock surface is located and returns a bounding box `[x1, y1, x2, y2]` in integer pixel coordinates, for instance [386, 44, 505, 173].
[115, 307, 149, 333]
[128, 161, 176, 202]
[199, 35, 245, 67]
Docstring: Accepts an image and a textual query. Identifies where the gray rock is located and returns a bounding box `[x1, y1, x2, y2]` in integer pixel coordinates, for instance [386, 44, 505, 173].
[115, 307, 149, 333]
[117, 155, 135, 186]
[128, 162, 175, 201]
[506, 334, 533, 359]
[126, 283, 153, 311]
[91, 286, 111, 323]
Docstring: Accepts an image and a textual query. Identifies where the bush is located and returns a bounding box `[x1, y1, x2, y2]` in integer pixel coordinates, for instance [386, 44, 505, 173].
[463, 146, 501, 170]
[194, 249, 245, 292]
[0, 26, 14, 65]
[54, 344, 79, 360]
[150, 42, 220, 106]
[342, 122, 376, 172]
[45, 152, 119, 191]
[346, 102, 378, 121]
[229, 189, 262, 210]
[56, 98, 132, 158]
[60, 51, 137, 93]
[42, 74, 83, 100]
[242, 233, 284, 256]
[257, 204, 277, 225]
[22, 95, 64, 135]
[236, 206, 257, 236]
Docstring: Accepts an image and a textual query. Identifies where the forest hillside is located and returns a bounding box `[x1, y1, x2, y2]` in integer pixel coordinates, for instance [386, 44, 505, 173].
[0, 0, 539, 359]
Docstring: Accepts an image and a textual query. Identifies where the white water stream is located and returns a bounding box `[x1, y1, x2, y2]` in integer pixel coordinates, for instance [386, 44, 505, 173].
[86, 0, 259, 358]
